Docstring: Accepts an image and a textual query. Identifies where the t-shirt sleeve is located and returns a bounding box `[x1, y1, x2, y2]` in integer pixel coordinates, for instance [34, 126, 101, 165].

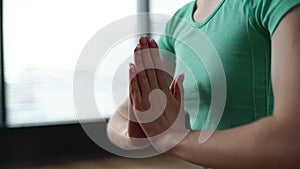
[249, 0, 300, 36]
[157, 20, 177, 63]
[157, 20, 175, 55]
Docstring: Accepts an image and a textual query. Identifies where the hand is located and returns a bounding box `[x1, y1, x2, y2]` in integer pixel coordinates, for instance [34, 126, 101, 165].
[128, 95, 146, 138]
[129, 36, 188, 152]
[128, 36, 181, 139]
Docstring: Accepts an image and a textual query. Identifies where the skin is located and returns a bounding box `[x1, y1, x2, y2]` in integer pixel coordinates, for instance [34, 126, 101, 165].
[193, 0, 222, 23]
[107, 1, 300, 168]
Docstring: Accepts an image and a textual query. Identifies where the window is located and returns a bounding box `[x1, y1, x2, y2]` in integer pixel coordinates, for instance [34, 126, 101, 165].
[150, 0, 191, 16]
[2, 0, 191, 128]
[0, 0, 191, 165]
[3, 0, 137, 127]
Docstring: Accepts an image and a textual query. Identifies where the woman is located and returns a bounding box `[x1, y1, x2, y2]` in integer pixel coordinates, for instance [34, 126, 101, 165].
[108, 0, 300, 168]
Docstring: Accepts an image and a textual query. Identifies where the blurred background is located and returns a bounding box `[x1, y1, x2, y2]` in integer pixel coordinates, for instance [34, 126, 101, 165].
[0, 0, 201, 168]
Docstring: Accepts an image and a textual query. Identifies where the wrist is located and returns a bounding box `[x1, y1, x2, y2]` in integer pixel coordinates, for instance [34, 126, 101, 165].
[148, 129, 190, 153]
[107, 125, 150, 150]
[126, 131, 151, 149]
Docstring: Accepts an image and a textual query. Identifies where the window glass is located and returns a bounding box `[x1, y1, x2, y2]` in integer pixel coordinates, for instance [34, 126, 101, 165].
[3, 0, 137, 127]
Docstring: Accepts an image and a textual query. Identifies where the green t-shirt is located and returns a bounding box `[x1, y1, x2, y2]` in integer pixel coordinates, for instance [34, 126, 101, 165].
[158, 0, 300, 131]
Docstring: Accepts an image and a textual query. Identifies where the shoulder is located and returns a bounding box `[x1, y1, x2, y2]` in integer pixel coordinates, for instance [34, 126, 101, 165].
[247, 0, 300, 36]
[165, 1, 194, 31]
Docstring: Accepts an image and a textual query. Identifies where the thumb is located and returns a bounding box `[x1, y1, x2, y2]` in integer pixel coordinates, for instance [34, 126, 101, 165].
[170, 75, 179, 95]
[174, 74, 184, 101]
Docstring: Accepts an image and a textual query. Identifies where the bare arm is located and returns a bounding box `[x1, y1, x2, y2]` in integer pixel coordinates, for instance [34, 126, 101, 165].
[168, 5, 300, 169]
[107, 99, 133, 149]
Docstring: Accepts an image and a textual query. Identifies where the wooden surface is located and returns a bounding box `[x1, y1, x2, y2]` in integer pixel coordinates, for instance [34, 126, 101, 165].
[27, 155, 202, 169]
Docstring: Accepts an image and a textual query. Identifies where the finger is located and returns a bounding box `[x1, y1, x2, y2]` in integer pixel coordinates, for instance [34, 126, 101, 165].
[129, 63, 142, 105]
[134, 45, 151, 98]
[128, 86, 133, 119]
[129, 65, 133, 111]
[172, 75, 181, 101]
[169, 76, 178, 95]
[128, 98, 146, 138]
[128, 94, 136, 123]
[149, 39, 169, 90]
[129, 85, 133, 105]
[174, 74, 185, 102]
[128, 99, 146, 138]
[128, 97, 133, 119]
[139, 36, 159, 90]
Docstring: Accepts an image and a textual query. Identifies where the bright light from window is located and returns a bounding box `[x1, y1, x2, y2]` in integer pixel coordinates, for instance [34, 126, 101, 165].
[3, 0, 137, 127]
[150, 0, 192, 16]
[3, 0, 191, 127]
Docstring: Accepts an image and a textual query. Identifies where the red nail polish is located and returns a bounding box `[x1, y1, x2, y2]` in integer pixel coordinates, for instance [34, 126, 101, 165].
[180, 74, 185, 81]
[150, 39, 157, 48]
[134, 44, 140, 52]
[139, 36, 148, 45]
[129, 63, 135, 76]
[129, 63, 135, 68]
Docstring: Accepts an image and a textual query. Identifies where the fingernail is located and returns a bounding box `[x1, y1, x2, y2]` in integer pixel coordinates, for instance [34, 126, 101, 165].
[140, 36, 148, 45]
[134, 44, 140, 52]
[129, 63, 135, 74]
[150, 39, 157, 48]
[129, 63, 135, 69]
[180, 74, 185, 81]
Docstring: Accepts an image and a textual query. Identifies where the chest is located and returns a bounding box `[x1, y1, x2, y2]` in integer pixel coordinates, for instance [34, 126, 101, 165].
[172, 7, 271, 104]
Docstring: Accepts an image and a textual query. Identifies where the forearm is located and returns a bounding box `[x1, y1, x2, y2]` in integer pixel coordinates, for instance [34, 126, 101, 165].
[168, 116, 300, 169]
[107, 111, 132, 149]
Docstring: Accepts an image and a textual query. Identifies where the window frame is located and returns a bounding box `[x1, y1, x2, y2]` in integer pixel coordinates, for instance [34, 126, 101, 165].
[0, 0, 5, 128]
[0, 0, 150, 166]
